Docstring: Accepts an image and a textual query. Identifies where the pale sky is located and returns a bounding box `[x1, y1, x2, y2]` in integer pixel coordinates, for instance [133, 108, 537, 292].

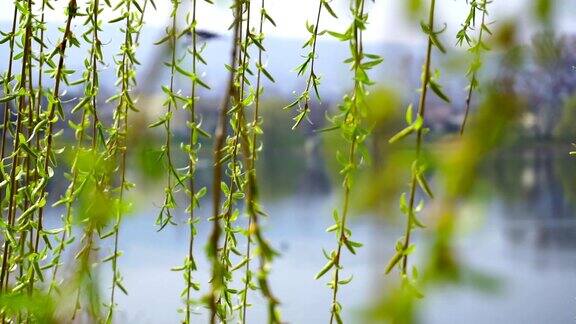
[1, 0, 575, 44]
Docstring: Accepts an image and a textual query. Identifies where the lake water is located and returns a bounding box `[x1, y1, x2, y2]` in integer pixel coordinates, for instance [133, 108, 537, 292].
[63, 145, 575, 324]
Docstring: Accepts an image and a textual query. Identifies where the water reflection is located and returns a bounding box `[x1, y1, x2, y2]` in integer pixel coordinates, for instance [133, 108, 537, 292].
[490, 147, 576, 248]
[419, 147, 576, 324]
[85, 146, 576, 323]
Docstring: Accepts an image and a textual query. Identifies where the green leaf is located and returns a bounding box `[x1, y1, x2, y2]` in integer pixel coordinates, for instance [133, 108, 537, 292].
[430, 33, 446, 53]
[409, 210, 426, 228]
[283, 98, 299, 111]
[108, 13, 127, 24]
[291, 109, 308, 129]
[221, 182, 230, 195]
[322, 0, 338, 18]
[399, 193, 408, 214]
[148, 117, 167, 128]
[116, 281, 128, 295]
[231, 257, 249, 271]
[338, 275, 353, 285]
[315, 258, 335, 279]
[385, 251, 403, 274]
[429, 80, 450, 103]
[71, 96, 91, 114]
[389, 125, 414, 144]
[327, 30, 350, 41]
[416, 172, 433, 198]
[344, 238, 363, 255]
[0, 93, 19, 103]
[326, 223, 338, 232]
[405, 104, 414, 124]
[263, 9, 276, 26]
[33, 261, 44, 281]
[195, 76, 211, 90]
[175, 64, 193, 78]
[258, 64, 275, 82]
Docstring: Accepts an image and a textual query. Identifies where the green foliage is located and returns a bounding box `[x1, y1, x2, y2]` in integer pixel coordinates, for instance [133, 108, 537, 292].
[457, 0, 492, 135]
[103, 0, 148, 321]
[49, 3, 107, 319]
[205, 1, 279, 323]
[308, 0, 382, 322]
[385, 0, 446, 302]
[0, 0, 524, 322]
[285, 0, 332, 129]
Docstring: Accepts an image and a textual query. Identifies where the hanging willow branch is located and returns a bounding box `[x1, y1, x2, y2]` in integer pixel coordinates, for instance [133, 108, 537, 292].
[314, 0, 382, 322]
[0, 0, 35, 295]
[0, 0, 34, 305]
[385, 0, 450, 297]
[63, 0, 108, 319]
[208, 1, 242, 322]
[239, 0, 280, 322]
[180, 0, 214, 321]
[0, 3, 20, 302]
[49, 0, 106, 294]
[33, 0, 79, 271]
[2, 0, 79, 301]
[457, 0, 491, 135]
[0, 3, 19, 162]
[215, 0, 254, 318]
[152, 0, 182, 231]
[164, 0, 212, 323]
[285, 0, 337, 129]
[105, 0, 147, 320]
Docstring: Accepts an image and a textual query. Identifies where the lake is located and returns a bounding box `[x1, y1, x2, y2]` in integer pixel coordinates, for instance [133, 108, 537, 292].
[55, 145, 575, 324]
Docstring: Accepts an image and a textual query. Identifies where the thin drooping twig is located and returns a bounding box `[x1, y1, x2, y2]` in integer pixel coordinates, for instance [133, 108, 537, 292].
[20, 10, 39, 296]
[240, 0, 264, 319]
[0, 0, 35, 293]
[401, 0, 437, 274]
[0, 3, 19, 160]
[184, 0, 199, 321]
[13, 4, 39, 309]
[208, 2, 242, 322]
[66, 0, 105, 319]
[312, 1, 383, 322]
[30, 0, 79, 294]
[384, 0, 448, 282]
[155, 0, 181, 231]
[108, 0, 134, 319]
[49, 0, 104, 292]
[329, 2, 363, 322]
[295, 0, 323, 128]
[0, 0, 26, 292]
[215, 0, 251, 318]
[0, 1, 21, 294]
[459, 1, 489, 135]
[239, 0, 280, 322]
[286, 0, 336, 129]
[30, 0, 49, 280]
[103, 0, 147, 320]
